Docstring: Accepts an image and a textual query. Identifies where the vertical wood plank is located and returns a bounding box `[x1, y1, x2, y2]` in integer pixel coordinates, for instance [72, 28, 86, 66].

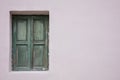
[12, 17, 17, 70]
[30, 16, 33, 69]
[43, 16, 49, 69]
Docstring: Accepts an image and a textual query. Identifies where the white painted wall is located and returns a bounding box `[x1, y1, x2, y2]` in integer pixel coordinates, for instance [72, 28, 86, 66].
[0, 0, 120, 80]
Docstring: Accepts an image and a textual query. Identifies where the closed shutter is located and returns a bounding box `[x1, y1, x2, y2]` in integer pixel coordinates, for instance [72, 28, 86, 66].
[12, 15, 49, 71]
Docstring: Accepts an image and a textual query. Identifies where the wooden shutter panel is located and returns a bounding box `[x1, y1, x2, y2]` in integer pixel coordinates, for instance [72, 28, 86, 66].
[32, 16, 49, 70]
[12, 16, 31, 71]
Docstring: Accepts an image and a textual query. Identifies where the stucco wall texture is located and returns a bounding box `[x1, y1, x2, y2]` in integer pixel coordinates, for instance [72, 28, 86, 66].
[0, 0, 120, 80]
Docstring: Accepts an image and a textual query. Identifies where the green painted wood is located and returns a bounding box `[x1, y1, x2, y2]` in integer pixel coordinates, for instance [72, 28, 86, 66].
[17, 19, 27, 40]
[12, 16, 31, 71]
[32, 16, 49, 70]
[12, 15, 49, 71]
[43, 16, 49, 69]
[12, 17, 17, 70]
[30, 16, 33, 69]
[16, 45, 28, 67]
[33, 45, 44, 67]
[28, 17, 31, 70]
[33, 19, 44, 40]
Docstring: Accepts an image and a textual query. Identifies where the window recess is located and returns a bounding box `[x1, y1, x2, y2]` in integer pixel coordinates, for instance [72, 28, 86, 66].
[12, 15, 49, 71]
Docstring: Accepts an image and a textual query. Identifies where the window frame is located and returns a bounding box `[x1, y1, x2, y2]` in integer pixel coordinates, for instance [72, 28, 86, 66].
[10, 11, 49, 71]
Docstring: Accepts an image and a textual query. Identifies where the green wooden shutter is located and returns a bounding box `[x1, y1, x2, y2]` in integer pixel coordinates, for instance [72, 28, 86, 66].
[12, 15, 49, 71]
[12, 16, 31, 71]
[32, 16, 49, 70]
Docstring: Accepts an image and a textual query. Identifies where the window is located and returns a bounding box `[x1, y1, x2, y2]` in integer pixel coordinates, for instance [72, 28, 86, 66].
[12, 15, 49, 71]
